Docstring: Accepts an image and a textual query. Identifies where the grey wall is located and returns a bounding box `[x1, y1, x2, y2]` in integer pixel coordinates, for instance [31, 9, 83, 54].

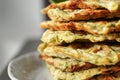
[0, 0, 48, 74]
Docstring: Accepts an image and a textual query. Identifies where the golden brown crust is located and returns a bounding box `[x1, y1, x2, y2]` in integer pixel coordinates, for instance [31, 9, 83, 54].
[42, 1, 71, 14]
[89, 72, 120, 80]
[47, 8, 120, 21]
[72, 0, 100, 10]
[70, 0, 120, 12]
[40, 55, 96, 72]
[47, 64, 120, 80]
[40, 20, 120, 35]
[40, 54, 120, 73]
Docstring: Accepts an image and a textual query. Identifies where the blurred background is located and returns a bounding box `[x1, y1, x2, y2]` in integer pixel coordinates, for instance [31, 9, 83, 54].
[0, 0, 49, 79]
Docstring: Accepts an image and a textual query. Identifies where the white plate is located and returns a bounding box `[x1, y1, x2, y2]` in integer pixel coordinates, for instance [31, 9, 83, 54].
[8, 52, 53, 80]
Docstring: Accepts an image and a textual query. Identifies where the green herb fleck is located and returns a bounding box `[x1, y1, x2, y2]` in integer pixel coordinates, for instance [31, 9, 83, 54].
[49, 0, 67, 3]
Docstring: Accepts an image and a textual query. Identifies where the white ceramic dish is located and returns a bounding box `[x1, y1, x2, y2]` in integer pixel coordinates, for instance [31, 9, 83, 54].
[8, 52, 53, 80]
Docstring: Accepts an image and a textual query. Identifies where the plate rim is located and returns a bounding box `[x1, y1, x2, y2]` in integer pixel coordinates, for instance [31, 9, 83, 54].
[7, 52, 38, 80]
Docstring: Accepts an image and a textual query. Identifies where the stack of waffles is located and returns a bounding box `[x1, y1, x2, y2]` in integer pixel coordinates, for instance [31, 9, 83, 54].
[38, 0, 120, 80]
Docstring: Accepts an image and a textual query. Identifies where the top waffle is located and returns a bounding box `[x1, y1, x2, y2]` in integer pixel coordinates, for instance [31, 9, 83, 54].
[43, 0, 120, 13]
[42, 0, 120, 21]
